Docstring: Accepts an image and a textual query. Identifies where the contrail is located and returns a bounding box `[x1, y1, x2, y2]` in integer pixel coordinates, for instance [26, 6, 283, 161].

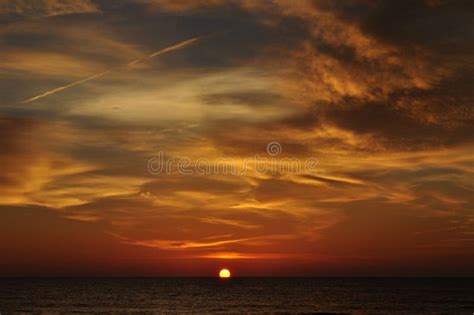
[22, 36, 202, 104]
[22, 70, 112, 104]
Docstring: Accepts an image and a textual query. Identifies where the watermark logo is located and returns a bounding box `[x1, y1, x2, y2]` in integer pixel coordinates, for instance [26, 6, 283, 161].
[266, 141, 282, 156]
[148, 141, 318, 176]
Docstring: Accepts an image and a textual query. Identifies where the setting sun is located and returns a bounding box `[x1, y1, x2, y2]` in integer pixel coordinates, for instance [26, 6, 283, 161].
[219, 269, 231, 278]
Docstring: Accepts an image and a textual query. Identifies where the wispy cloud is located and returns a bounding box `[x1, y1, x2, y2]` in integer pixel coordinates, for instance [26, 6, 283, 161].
[0, 0, 99, 18]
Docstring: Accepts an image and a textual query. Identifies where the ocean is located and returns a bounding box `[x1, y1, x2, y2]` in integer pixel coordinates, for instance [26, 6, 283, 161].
[0, 278, 473, 313]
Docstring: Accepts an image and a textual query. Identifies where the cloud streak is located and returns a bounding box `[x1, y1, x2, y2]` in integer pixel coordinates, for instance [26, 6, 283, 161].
[0, 0, 99, 18]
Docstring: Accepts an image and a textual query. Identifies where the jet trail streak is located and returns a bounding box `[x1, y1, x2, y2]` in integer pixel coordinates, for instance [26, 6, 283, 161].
[22, 70, 111, 104]
[22, 36, 202, 104]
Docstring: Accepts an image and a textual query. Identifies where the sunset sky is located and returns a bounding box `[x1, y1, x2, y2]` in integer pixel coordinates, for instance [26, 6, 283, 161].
[1, 0, 473, 276]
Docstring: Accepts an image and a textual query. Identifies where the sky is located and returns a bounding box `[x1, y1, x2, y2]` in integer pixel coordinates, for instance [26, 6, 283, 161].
[0, 0, 473, 277]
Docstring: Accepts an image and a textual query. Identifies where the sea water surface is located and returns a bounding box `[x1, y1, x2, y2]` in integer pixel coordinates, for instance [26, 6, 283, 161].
[1, 278, 473, 313]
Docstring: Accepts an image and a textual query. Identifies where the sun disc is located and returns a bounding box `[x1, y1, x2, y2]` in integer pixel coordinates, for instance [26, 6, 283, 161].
[219, 268, 231, 278]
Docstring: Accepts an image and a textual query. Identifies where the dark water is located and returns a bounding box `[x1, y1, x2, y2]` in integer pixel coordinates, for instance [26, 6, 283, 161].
[1, 278, 473, 314]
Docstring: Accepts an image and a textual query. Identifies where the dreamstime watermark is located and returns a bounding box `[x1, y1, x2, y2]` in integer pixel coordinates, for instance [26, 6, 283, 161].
[148, 141, 318, 176]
